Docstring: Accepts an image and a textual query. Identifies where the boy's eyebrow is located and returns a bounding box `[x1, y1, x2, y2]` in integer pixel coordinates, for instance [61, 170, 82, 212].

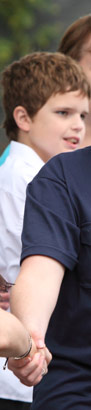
[54, 107, 89, 114]
[54, 106, 74, 110]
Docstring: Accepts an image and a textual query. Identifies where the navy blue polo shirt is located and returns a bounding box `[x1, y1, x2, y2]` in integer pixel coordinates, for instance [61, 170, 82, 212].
[21, 146, 91, 409]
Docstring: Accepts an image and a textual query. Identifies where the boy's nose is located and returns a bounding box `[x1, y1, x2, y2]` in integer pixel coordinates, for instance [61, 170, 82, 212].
[72, 114, 84, 131]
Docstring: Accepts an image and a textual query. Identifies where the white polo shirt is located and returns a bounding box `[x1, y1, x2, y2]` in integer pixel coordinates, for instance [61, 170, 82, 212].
[0, 141, 44, 402]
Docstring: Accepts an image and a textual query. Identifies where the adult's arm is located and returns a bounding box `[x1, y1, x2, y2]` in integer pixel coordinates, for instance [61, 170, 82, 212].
[11, 255, 64, 339]
[8, 255, 64, 385]
[9, 154, 80, 385]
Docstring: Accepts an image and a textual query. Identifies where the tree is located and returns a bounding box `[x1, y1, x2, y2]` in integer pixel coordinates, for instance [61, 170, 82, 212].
[0, 0, 61, 70]
[0, 0, 62, 154]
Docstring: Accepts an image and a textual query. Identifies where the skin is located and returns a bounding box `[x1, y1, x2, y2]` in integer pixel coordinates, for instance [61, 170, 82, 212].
[0, 304, 52, 376]
[0, 291, 10, 310]
[9, 256, 64, 386]
[0, 307, 36, 358]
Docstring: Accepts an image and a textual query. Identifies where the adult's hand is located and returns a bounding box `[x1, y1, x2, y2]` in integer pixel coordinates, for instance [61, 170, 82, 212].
[8, 341, 52, 386]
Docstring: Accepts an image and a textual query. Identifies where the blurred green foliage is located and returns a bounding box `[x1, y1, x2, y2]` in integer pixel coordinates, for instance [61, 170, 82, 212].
[0, 0, 62, 70]
[0, 0, 63, 154]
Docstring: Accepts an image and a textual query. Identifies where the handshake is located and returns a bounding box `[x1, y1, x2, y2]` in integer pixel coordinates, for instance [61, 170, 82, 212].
[8, 334, 52, 387]
[0, 274, 52, 386]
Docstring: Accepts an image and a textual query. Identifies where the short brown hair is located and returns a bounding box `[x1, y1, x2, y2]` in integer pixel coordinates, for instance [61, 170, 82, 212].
[58, 15, 91, 61]
[1, 51, 90, 141]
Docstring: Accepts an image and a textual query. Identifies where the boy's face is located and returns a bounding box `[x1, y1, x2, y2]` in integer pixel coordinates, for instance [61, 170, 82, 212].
[29, 90, 89, 162]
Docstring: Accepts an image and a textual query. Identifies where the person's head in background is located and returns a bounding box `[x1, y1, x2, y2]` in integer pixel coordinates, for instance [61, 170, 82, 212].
[58, 14, 91, 148]
[1, 51, 90, 162]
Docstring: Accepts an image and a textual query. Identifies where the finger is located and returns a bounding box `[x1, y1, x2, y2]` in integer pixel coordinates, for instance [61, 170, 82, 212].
[9, 353, 44, 386]
[19, 358, 48, 387]
[36, 341, 52, 366]
[19, 372, 42, 386]
[37, 345, 52, 365]
[45, 347, 52, 365]
[8, 352, 42, 375]
[8, 356, 31, 370]
[18, 355, 45, 386]
[0, 301, 10, 310]
[0, 292, 10, 310]
[0, 292, 10, 301]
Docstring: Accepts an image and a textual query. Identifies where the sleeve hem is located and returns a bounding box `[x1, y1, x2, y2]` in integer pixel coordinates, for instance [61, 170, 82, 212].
[21, 245, 78, 270]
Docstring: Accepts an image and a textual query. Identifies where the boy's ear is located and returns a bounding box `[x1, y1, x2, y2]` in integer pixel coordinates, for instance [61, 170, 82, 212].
[13, 106, 31, 132]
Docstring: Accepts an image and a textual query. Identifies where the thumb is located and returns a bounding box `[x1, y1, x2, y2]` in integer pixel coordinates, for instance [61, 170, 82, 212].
[36, 339, 45, 349]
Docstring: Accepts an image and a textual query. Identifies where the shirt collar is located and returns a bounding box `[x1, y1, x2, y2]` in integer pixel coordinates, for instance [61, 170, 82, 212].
[10, 141, 44, 171]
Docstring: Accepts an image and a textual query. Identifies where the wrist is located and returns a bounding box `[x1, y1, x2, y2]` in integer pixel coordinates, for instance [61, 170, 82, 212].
[13, 334, 32, 359]
[3, 334, 32, 370]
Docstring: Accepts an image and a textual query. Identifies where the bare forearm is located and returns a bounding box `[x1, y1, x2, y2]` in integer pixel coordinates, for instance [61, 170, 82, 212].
[7, 256, 64, 387]
[10, 255, 65, 342]
[0, 308, 32, 358]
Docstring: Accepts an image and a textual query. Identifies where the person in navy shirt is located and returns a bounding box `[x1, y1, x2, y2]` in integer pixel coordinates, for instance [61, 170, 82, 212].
[9, 145, 91, 409]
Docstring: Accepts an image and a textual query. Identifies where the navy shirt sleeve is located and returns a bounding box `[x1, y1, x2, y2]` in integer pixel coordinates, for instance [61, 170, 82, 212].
[21, 154, 80, 270]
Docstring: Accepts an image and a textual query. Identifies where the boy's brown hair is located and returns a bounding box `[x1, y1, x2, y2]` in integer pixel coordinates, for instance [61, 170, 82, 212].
[58, 15, 91, 62]
[1, 51, 90, 141]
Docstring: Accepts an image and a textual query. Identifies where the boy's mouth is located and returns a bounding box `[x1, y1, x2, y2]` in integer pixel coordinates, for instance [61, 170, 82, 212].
[64, 137, 80, 148]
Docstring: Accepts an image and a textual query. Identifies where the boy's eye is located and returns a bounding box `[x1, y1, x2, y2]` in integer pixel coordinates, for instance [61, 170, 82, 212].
[81, 113, 86, 120]
[56, 110, 68, 116]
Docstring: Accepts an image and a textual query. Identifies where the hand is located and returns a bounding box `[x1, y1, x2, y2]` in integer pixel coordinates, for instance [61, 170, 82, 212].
[31, 336, 52, 366]
[8, 353, 45, 386]
[0, 291, 10, 310]
[8, 340, 52, 386]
